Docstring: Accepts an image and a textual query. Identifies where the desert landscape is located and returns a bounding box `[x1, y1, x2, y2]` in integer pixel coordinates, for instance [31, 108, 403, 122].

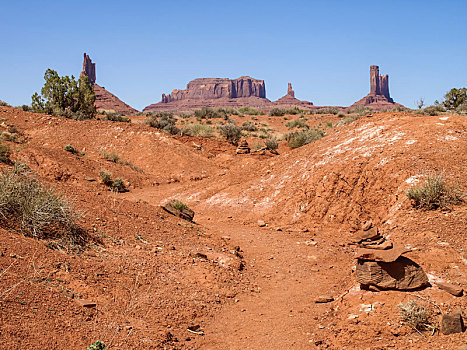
[1, 2, 466, 349]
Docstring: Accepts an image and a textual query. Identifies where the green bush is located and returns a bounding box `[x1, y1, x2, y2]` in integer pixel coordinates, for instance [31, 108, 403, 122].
[99, 171, 113, 186]
[238, 106, 264, 115]
[347, 105, 372, 116]
[337, 115, 361, 126]
[193, 107, 237, 119]
[270, 107, 303, 116]
[181, 123, 214, 137]
[64, 144, 78, 155]
[99, 171, 126, 192]
[111, 178, 126, 193]
[286, 118, 308, 129]
[407, 174, 461, 210]
[87, 340, 106, 350]
[101, 111, 131, 123]
[241, 121, 258, 132]
[101, 150, 120, 163]
[265, 138, 278, 151]
[287, 128, 325, 148]
[0, 143, 11, 164]
[422, 105, 446, 116]
[314, 107, 340, 115]
[442, 87, 467, 110]
[170, 199, 189, 211]
[31, 69, 96, 120]
[0, 164, 79, 238]
[218, 124, 242, 145]
[145, 113, 180, 135]
[0, 100, 11, 107]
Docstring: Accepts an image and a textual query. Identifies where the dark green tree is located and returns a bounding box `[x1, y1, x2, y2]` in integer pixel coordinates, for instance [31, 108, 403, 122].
[442, 87, 467, 110]
[31, 69, 96, 119]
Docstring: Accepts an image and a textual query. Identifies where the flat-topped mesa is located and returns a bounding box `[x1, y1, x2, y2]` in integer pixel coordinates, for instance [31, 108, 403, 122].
[160, 76, 266, 103]
[80, 53, 96, 85]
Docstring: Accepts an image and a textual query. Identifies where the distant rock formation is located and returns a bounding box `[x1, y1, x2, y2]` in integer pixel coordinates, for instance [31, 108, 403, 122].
[273, 82, 314, 108]
[80, 53, 96, 85]
[351, 65, 404, 110]
[145, 76, 270, 112]
[80, 53, 138, 115]
[161, 77, 266, 102]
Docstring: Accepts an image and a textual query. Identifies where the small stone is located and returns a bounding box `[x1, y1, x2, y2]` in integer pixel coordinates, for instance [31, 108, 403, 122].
[440, 313, 464, 335]
[436, 282, 463, 297]
[76, 299, 96, 308]
[257, 220, 266, 227]
[315, 296, 334, 303]
[362, 219, 373, 231]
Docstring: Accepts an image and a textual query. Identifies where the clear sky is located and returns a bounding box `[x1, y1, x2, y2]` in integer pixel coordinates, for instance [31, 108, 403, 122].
[1, 0, 466, 110]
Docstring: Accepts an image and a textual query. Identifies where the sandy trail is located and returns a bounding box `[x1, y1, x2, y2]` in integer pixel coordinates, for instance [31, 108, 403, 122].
[128, 182, 350, 349]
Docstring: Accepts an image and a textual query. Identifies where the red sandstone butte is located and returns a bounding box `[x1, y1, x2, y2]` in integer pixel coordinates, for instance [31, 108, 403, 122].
[273, 82, 314, 109]
[143, 76, 272, 112]
[350, 65, 404, 111]
[80, 53, 138, 115]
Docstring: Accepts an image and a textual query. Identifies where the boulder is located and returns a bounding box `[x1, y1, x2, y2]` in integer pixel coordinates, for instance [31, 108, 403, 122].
[436, 282, 463, 297]
[162, 201, 195, 222]
[356, 256, 428, 290]
[441, 313, 464, 335]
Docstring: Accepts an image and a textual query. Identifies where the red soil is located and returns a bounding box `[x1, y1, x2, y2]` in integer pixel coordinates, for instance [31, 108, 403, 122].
[0, 106, 466, 349]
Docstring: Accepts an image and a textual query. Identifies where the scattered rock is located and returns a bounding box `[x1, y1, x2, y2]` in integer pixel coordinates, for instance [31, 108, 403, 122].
[257, 220, 266, 227]
[356, 256, 428, 290]
[315, 296, 334, 303]
[440, 313, 464, 335]
[436, 282, 463, 297]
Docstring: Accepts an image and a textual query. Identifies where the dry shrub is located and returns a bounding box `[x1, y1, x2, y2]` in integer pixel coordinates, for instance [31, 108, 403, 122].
[407, 174, 462, 210]
[0, 164, 88, 249]
[398, 301, 433, 332]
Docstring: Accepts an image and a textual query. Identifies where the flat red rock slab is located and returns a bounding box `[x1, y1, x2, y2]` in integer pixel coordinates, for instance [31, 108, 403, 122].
[356, 244, 410, 263]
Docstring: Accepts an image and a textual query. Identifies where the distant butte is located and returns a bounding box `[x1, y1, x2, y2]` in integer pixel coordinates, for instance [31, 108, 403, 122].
[273, 82, 314, 108]
[143, 76, 272, 112]
[80, 53, 138, 115]
[351, 65, 404, 110]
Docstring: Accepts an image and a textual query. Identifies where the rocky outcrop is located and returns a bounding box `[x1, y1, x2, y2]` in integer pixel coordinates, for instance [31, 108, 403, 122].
[350, 65, 404, 110]
[79, 53, 138, 115]
[80, 53, 96, 85]
[351, 223, 428, 291]
[144, 77, 271, 112]
[273, 82, 314, 108]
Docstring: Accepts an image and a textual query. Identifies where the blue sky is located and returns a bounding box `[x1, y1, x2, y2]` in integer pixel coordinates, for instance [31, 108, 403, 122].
[1, 0, 466, 110]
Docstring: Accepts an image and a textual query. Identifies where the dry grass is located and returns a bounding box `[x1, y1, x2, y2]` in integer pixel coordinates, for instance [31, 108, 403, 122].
[407, 174, 462, 210]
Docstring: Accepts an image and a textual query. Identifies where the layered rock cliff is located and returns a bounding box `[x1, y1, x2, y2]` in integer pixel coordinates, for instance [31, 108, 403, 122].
[145, 77, 269, 112]
[80, 53, 138, 115]
[160, 76, 266, 103]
